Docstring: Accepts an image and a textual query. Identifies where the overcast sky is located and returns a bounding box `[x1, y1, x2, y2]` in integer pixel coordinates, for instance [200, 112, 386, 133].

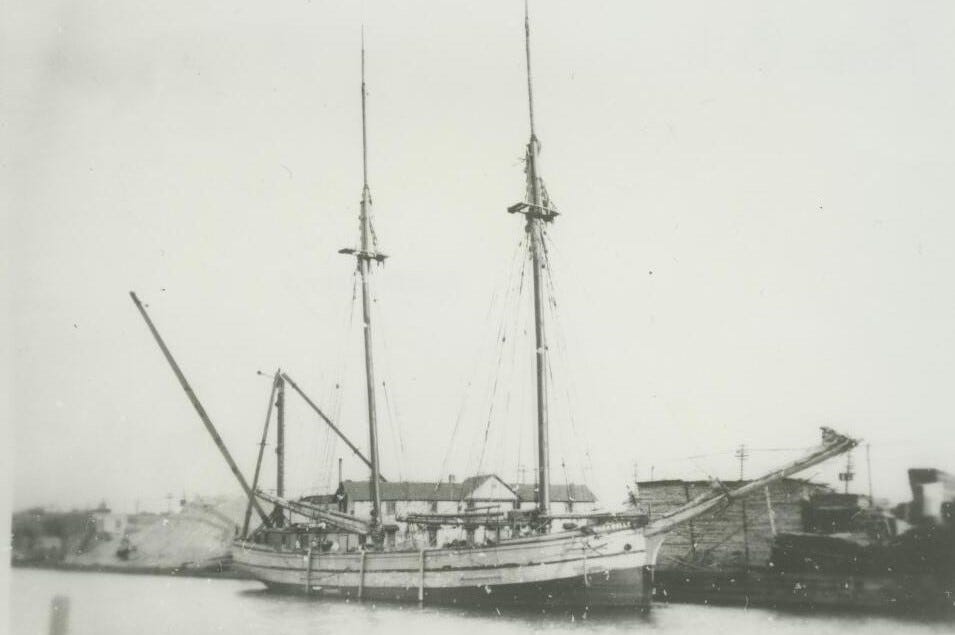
[5, 0, 955, 513]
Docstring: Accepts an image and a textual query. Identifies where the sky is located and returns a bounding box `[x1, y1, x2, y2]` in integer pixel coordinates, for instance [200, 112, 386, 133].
[5, 0, 955, 514]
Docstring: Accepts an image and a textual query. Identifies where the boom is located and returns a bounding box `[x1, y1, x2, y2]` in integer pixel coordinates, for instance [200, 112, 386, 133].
[129, 292, 271, 526]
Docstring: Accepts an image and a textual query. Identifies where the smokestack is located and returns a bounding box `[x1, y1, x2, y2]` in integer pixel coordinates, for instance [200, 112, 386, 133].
[449, 474, 456, 484]
[338, 458, 343, 487]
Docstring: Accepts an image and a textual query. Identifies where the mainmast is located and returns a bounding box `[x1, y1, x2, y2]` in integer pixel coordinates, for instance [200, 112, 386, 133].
[340, 30, 387, 542]
[509, 0, 556, 517]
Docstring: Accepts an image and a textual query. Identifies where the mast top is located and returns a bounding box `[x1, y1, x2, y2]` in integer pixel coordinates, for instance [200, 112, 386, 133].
[524, 0, 537, 140]
[340, 26, 387, 262]
[361, 25, 369, 190]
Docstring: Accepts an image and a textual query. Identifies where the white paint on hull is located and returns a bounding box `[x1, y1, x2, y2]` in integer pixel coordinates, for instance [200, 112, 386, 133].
[234, 525, 659, 606]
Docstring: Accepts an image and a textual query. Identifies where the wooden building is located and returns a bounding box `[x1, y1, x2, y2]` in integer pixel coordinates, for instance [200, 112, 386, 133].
[636, 478, 831, 570]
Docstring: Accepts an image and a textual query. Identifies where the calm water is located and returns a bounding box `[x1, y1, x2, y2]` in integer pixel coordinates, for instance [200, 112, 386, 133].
[10, 568, 954, 635]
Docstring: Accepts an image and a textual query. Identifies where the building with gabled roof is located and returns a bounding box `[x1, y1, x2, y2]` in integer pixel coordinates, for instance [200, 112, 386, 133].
[301, 474, 598, 549]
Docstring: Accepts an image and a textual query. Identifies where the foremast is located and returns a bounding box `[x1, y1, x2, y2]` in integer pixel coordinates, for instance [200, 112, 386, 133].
[509, 1, 557, 518]
[340, 31, 387, 543]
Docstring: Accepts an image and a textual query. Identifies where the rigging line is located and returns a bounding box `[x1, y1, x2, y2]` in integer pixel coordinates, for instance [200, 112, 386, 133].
[467, 233, 527, 479]
[539, 230, 592, 483]
[506, 238, 538, 481]
[368, 304, 397, 479]
[318, 268, 360, 492]
[508, 233, 539, 484]
[432, 234, 527, 489]
[510, 316, 534, 478]
[474, 235, 530, 477]
[651, 449, 767, 463]
[493, 255, 527, 456]
[561, 458, 571, 500]
[489, 346, 518, 477]
[542, 346, 579, 489]
[492, 234, 531, 453]
[538, 244, 590, 485]
[473, 299, 515, 476]
[484, 234, 534, 483]
[381, 379, 405, 481]
[318, 271, 359, 491]
[370, 277, 408, 481]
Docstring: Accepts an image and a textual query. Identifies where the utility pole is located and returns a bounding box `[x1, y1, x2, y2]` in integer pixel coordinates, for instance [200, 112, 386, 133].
[734, 444, 751, 570]
[735, 444, 748, 480]
[840, 451, 855, 494]
[866, 444, 873, 503]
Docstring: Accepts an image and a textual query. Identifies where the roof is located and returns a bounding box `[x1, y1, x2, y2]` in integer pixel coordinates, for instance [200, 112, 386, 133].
[339, 481, 465, 502]
[301, 494, 339, 506]
[510, 483, 597, 504]
[335, 476, 596, 503]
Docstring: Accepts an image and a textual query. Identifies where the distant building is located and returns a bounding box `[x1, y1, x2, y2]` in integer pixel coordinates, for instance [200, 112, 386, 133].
[91, 502, 128, 539]
[303, 474, 597, 549]
[907, 468, 955, 523]
[636, 478, 832, 570]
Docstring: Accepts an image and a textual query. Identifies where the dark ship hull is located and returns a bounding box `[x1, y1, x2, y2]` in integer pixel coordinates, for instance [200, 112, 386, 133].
[655, 528, 955, 613]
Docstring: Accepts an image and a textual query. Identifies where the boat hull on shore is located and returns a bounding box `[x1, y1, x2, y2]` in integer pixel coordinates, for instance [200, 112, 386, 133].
[233, 525, 662, 609]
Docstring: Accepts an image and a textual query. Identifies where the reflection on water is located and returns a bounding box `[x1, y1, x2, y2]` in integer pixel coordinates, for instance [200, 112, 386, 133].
[11, 568, 954, 635]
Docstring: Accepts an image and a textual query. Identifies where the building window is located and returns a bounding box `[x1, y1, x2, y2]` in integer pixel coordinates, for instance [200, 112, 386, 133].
[428, 528, 438, 547]
[385, 501, 396, 516]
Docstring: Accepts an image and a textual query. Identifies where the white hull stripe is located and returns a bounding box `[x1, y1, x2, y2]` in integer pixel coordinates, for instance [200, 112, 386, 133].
[238, 548, 646, 574]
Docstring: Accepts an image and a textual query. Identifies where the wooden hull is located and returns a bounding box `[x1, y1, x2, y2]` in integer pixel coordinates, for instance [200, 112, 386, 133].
[233, 526, 663, 609]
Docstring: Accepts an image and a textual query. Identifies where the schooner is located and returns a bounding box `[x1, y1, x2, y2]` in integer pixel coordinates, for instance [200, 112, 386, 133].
[131, 3, 858, 610]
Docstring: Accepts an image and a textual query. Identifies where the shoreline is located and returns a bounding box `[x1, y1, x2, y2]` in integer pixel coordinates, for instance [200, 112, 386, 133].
[11, 559, 250, 580]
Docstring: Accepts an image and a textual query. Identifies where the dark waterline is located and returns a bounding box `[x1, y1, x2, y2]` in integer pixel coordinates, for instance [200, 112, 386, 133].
[10, 568, 954, 635]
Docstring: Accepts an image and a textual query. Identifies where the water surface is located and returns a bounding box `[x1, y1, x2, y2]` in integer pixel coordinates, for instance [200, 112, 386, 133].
[11, 569, 953, 635]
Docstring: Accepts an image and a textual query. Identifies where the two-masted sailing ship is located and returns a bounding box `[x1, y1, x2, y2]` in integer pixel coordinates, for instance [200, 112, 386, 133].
[131, 4, 858, 610]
